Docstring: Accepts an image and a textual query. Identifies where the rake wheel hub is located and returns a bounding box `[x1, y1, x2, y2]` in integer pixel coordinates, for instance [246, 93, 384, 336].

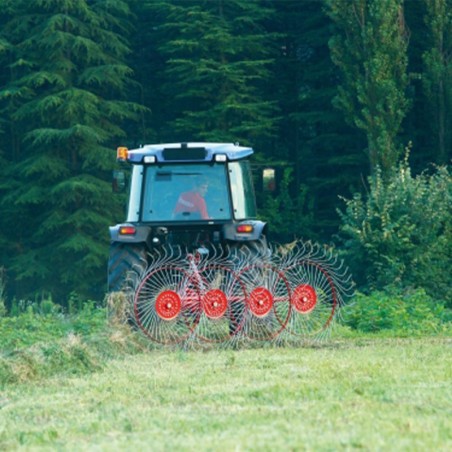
[292, 284, 317, 313]
[155, 290, 182, 320]
[249, 287, 273, 317]
[203, 289, 228, 319]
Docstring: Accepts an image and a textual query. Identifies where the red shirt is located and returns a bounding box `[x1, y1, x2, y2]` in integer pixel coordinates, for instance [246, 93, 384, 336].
[174, 191, 209, 219]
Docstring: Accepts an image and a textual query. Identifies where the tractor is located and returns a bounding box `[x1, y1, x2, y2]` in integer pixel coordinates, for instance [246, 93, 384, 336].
[108, 142, 268, 291]
[108, 142, 353, 345]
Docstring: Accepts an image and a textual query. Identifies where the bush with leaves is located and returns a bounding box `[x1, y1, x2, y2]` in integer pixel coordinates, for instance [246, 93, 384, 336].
[342, 289, 450, 335]
[338, 154, 451, 307]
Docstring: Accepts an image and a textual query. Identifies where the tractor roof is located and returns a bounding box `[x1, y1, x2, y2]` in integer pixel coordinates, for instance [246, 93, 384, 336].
[119, 142, 254, 164]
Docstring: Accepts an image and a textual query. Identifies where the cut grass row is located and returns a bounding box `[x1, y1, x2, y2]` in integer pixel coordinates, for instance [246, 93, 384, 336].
[1, 297, 450, 388]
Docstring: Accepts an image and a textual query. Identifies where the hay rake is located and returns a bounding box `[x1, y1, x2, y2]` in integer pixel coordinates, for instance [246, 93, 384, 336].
[130, 242, 354, 346]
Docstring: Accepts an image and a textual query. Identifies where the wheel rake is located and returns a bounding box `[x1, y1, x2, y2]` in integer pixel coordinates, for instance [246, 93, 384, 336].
[131, 242, 354, 346]
[274, 241, 355, 341]
[132, 247, 202, 344]
[188, 255, 249, 344]
[235, 259, 291, 342]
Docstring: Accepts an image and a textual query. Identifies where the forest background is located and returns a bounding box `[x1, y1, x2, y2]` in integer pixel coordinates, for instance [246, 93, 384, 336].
[0, 0, 450, 311]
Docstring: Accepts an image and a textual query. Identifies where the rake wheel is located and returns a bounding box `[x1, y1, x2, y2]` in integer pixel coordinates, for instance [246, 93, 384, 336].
[238, 263, 291, 341]
[285, 260, 337, 337]
[133, 265, 201, 344]
[194, 264, 248, 343]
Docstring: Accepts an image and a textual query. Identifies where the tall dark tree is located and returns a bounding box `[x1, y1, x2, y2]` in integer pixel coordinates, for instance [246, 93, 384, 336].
[0, 0, 18, 275]
[0, 0, 144, 302]
[270, 0, 367, 239]
[138, 0, 279, 150]
[422, 0, 452, 164]
[327, 0, 410, 175]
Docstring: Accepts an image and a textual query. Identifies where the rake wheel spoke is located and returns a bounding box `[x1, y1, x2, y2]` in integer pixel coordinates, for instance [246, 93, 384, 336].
[134, 266, 201, 344]
[193, 265, 248, 343]
[238, 263, 291, 341]
[285, 261, 337, 337]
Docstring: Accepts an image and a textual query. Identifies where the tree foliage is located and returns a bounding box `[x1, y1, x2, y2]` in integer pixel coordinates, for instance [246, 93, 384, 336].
[0, 0, 449, 304]
[327, 0, 410, 174]
[421, 0, 452, 164]
[139, 0, 279, 148]
[0, 0, 144, 302]
[259, 167, 315, 242]
[338, 151, 451, 306]
[270, 1, 367, 238]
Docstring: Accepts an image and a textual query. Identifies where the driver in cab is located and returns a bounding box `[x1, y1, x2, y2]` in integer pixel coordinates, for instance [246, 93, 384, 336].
[173, 178, 210, 220]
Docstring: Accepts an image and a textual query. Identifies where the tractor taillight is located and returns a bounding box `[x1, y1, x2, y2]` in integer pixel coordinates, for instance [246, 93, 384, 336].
[119, 226, 136, 235]
[236, 224, 253, 233]
[117, 146, 128, 162]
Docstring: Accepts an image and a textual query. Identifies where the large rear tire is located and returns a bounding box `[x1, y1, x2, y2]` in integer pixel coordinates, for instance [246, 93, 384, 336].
[107, 242, 148, 292]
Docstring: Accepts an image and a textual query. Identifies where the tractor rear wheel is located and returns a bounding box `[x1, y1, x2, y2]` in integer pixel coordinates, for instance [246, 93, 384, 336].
[107, 242, 148, 292]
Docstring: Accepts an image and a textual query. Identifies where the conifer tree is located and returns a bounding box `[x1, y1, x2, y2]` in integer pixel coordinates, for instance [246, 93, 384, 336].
[326, 0, 410, 175]
[0, 0, 144, 302]
[138, 0, 279, 149]
[0, 0, 16, 275]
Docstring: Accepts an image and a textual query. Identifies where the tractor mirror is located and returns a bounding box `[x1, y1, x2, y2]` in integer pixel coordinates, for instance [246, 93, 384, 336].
[112, 170, 126, 193]
[263, 168, 276, 192]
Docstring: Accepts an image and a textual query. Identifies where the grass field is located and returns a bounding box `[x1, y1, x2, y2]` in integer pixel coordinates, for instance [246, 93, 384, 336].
[1, 336, 451, 451]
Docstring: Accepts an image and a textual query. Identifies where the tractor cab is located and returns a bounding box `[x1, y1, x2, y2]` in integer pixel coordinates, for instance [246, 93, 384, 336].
[119, 143, 258, 224]
[109, 143, 267, 290]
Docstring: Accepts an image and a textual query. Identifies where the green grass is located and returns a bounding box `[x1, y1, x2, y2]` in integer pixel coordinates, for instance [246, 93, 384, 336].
[1, 337, 451, 451]
[0, 301, 108, 351]
[0, 296, 451, 450]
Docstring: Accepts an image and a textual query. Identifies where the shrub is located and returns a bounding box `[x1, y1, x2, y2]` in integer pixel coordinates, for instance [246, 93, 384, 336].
[338, 154, 451, 306]
[343, 288, 450, 335]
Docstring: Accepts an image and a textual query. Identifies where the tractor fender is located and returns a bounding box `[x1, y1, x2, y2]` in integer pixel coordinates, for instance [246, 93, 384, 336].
[109, 223, 152, 245]
[222, 220, 266, 242]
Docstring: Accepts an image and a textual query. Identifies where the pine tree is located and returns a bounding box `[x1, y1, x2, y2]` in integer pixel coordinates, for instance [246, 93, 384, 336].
[0, 0, 144, 302]
[0, 0, 17, 274]
[138, 0, 279, 149]
[126, 0, 164, 145]
[326, 0, 410, 175]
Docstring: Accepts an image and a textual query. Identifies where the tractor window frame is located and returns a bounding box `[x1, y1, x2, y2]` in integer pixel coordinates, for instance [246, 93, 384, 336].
[228, 160, 258, 220]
